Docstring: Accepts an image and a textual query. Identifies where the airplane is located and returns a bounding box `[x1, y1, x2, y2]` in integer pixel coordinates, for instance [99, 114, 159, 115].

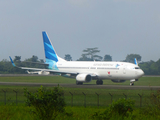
[9, 31, 144, 86]
[27, 70, 50, 75]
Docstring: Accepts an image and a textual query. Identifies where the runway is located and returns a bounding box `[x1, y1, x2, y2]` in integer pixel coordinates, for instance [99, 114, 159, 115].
[0, 82, 160, 90]
[0, 74, 160, 90]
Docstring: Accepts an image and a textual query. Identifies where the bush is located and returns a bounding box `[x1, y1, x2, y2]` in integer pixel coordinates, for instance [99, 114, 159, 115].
[24, 85, 65, 120]
[140, 89, 160, 117]
[109, 98, 135, 116]
[151, 89, 160, 109]
[92, 98, 135, 120]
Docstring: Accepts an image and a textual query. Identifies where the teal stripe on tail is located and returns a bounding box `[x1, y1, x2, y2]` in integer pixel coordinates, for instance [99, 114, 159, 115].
[42, 31, 59, 70]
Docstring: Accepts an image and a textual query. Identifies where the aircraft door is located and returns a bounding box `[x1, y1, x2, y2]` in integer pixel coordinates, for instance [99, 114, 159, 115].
[123, 66, 127, 74]
[123, 68, 126, 74]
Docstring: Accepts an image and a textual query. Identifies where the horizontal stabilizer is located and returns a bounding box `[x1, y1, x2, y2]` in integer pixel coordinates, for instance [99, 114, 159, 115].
[22, 61, 49, 66]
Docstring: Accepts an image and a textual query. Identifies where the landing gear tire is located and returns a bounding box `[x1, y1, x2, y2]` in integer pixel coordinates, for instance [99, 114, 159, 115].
[96, 80, 103, 85]
[130, 82, 134, 86]
[76, 81, 83, 85]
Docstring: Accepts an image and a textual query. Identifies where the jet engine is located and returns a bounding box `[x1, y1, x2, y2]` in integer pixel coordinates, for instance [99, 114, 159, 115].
[76, 74, 92, 82]
[111, 80, 126, 83]
[61, 73, 76, 78]
[38, 71, 50, 75]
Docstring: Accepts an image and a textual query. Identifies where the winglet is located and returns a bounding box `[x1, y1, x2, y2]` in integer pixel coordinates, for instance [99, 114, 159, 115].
[134, 58, 138, 66]
[9, 56, 16, 67]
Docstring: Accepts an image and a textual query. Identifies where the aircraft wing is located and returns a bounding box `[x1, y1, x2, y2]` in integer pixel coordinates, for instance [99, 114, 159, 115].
[9, 56, 98, 77]
[20, 67, 78, 74]
[9, 56, 77, 75]
[22, 61, 49, 66]
[22, 67, 98, 77]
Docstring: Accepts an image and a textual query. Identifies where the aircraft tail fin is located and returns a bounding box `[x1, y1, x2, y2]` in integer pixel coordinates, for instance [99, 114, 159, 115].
[134, 58, 138, 66]
[9, 56, 16, 67]
[42, 31, 66, 63]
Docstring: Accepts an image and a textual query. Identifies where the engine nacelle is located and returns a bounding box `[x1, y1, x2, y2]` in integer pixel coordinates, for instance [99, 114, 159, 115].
[38, 71, 50, 75]
[111, 80, 126, 83]
[61, 73, 75, 78]
[130, 79, 138, 82]
[76, 74, 92, 82]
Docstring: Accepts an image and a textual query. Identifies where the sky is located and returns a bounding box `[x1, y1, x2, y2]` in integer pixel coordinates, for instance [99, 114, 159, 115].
[0, 0, 160, 62]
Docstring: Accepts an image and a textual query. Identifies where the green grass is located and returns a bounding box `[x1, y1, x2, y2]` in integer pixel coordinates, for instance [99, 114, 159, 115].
[0, 105, 104, 120]
[0, 76, 160, 86]
[0, 86, 157, 107]
[0, 76, 160, 120]
[0, 76, 159, 107]
[0, 76, 75, 83]
[0, 105, 160, 120]
[0, 76, 159, 119]
[0, 105, 32, 120]
[135, 76, 160, 86]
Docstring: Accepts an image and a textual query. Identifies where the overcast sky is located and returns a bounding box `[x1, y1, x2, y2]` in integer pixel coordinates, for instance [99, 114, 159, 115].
[0, 0, 160, 62]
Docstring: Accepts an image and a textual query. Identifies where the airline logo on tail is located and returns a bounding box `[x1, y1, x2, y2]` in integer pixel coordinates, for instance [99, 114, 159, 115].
[42, 31, 59, 70]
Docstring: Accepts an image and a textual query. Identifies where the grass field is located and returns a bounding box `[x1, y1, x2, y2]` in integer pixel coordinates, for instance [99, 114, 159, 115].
[0, 105, 104, 120]
[0, 76, 160, 86]
[0, 76, 159, 107]
[0, 76, 160, 119]
[0, 105, 160, 120]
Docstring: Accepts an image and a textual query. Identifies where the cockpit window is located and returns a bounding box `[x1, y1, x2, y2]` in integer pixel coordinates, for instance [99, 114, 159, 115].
[135, 67, 140, 69]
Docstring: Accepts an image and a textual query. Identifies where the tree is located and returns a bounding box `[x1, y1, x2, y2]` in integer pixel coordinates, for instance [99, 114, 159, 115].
[93, 55, 103, 61]
[83, 47, 100, 59]
[31, 55, 38, 62]
[104, 55, 112, 61]
[14, 56, 21, 62]
[64, 54, 72, 61]
[125, 54, 141, 63]
[23, 55, 45, 69]
[77, 54, 91, 61]
[77, 47, 102, 61]
[25, 55, 38, 62]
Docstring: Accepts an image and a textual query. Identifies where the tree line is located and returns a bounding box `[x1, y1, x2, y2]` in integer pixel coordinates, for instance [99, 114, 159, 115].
[0, 55, 45, 74]
[0, 47, 160, 75]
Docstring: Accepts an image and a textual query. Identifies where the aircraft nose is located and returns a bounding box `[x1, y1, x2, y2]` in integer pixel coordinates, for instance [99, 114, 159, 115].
[139, 69, 144, 77]
[135, 69, 144, 78]
[141, 70, 144, 76]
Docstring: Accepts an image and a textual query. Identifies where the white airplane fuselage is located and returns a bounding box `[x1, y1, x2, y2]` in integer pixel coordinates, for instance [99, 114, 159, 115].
[54, 61, 144, 80]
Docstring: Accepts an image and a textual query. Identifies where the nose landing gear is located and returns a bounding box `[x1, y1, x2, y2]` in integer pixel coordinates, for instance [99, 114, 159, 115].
[130, 79, 137, 86]
[130, 82, 134, 86]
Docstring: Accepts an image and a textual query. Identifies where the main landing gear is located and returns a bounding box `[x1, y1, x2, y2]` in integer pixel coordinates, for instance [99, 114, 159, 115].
[76, 81, 83, 85]
[96, 80, 103, 85]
